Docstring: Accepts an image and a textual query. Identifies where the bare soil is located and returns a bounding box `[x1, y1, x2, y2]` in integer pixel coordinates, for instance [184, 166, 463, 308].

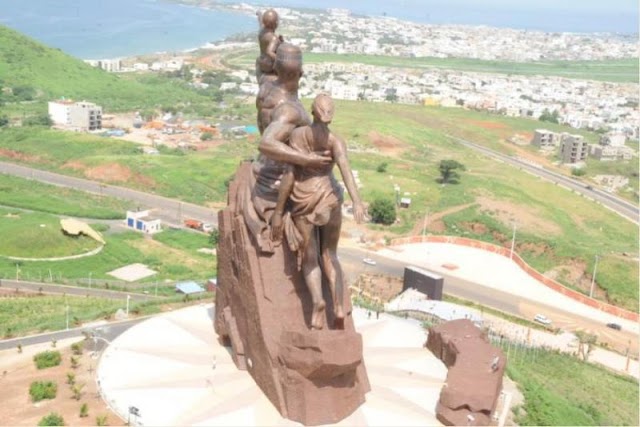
[0, 148, 43, 163]
[353, 274, 404, 303]
[84, 163, 156, 188]
[475, 196, 562, 236]
[368, 131, 408, 157]
[0, 339, 124, 426]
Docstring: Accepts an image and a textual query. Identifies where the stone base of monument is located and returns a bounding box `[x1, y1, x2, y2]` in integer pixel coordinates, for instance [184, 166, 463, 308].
[214, 163, 371, 425]
[97, 304, 447, 426]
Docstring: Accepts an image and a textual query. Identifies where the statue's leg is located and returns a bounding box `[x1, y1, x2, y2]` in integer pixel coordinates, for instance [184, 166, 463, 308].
[294, 217, 325, 330]
[320, 206, 345, 329]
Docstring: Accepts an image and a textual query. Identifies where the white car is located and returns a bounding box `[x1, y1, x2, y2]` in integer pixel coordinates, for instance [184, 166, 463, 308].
[362, 258, 377, 266]
[534, 314, 552, 325]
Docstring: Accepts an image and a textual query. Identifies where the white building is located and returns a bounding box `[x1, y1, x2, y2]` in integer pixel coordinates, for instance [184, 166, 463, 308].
[48, 100, 102, 130]
[126, 210, 162, 234]
[84, 59, 121, 72]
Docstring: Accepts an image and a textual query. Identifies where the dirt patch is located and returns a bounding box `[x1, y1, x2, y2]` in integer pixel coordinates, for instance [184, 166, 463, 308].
[468, 120, 507, 130]
[475, 196, 562, 236]
[0, 340, 124, 426]
[0, 148, 42, 163]
[84, 163, 156, 188]
[352, 274, 404, 303]
[517, 241, 552, 257]
[461, 221, 489, 235]
[61, 161, 88, 171]
[409, 203, 477, 236]
[368, 131, 408, 157]
[543, 259, 608, 299]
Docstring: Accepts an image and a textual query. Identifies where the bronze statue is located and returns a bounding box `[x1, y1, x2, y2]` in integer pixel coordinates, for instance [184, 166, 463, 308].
[247, 42, 332, 253]
[271, 94, 365, 330]
[255, 9, 283, 81]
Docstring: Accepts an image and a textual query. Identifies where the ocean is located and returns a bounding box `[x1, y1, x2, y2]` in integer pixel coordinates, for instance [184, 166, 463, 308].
[1, 0, 637, 59]
[0, 0, 255, 59]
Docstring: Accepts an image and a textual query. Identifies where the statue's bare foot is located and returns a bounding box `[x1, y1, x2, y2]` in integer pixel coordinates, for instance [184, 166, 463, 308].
[311, 301, 326, 330]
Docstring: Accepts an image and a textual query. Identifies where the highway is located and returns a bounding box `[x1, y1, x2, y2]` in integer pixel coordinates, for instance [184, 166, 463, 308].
[0, 161, 218, 226]
[448, 136, 639, 223]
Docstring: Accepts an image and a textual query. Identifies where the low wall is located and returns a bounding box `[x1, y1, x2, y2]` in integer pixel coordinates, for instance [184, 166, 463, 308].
[390, 235, 638, 322]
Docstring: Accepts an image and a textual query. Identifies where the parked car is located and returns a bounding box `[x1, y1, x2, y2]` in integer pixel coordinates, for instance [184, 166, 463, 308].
[533, 314, 552, 325]
[606, 322, 622, 331]
[362, 258, 377, 266]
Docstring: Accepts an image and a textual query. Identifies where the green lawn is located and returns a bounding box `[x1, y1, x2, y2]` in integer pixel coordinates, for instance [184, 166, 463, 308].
[0, 208, 101, 259]
[0, 174, 131, 219]
[503, 343, 639, 426]
[223, 49, 639, 83]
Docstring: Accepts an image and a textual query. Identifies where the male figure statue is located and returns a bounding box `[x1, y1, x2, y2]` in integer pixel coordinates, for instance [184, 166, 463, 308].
[248, 43, 332, 252]
[271, 94, 365, 330]
[255, 9, 283, 81]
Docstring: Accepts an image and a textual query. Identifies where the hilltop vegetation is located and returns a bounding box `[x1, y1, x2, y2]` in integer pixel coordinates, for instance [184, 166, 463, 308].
[0, 25, 210, 112]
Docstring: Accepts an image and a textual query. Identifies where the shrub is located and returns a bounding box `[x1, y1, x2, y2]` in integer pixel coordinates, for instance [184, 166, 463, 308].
[376, 162, 388, 173]
[38, 412, 65, 426]
[33, 350, 61, 369]
[71, 342, 83, 356]
[70, 356, 80, 369]
[79, 403, 89, 418]
[66, 372, 75, 385]
[71, 383, 85, 401]
[95, 415, 108, 426]
[200, 131, 214, 141]
[30, 381, 57, 402]
[368, 198, 396, 225]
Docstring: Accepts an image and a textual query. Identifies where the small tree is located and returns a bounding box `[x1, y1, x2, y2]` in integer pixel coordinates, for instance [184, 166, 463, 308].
[95, 415, 108, 426]
[438, 159, 466, 184]
[66, 372, 76, 385]
[368, 198, 396, 225]
[575, 330, 598, 361]
[70, 356, 80, 369]
[71, 383, 85, 401]
[38, 412, 65, 426]
[376, 162, 388, 173]
[209, 228, 220, 246]
[79, 403, 89, 418]
[71, 342, 83, 356]
[0, 115, 9, 127]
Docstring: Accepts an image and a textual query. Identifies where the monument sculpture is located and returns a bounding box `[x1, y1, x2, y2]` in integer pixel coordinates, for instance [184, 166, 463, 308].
[214, 10, 370, 426]
[426, 319, 506, 426]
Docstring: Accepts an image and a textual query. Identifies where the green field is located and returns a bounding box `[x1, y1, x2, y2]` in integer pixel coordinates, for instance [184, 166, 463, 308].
[503, 343, 639, 426]
[224, 49, 639, 83]
[0, 102, 637, 310]
[0, 174, 131, 218]
[0, 208, 101, 259]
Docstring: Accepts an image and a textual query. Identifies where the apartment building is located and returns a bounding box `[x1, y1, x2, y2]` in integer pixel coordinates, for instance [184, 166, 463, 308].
[559, 134, 588, 164]
[531, 129, 561, 150]
[48, 100, 102, 130]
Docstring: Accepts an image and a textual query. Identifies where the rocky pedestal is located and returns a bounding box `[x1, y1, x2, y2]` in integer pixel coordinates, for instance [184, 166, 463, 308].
[426, 319, 506, 426]
[214, 162, 370, 426]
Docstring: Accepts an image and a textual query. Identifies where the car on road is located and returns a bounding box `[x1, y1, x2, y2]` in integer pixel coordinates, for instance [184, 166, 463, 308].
[585, 185, 594, 190]
[606, 322, 622, 331]
[362, 258, 377, 266]
[533, 314, 552, 325]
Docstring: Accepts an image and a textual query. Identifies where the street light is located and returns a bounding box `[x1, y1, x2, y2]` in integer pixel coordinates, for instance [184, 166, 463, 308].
[89, 272, 92, 290]
[126, 295, 131, 317]
[66, 305, 70, 330]
[589, 255, 599, 298]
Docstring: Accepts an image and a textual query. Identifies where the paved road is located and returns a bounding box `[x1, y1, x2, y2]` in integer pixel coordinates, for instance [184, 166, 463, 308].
[0, 318, 145, 351]
[0, 161, 217, 226]
[448, 136, 639, 223]
[0, 279, 157, 301]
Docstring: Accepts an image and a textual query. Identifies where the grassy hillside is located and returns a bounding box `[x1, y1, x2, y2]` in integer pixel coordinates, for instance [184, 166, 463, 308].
[0, 25, 209, 111]
[0, 101, 637, 310]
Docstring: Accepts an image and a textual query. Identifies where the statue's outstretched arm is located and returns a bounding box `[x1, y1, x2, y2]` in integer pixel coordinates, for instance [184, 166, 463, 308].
[332, 134, 365, 223]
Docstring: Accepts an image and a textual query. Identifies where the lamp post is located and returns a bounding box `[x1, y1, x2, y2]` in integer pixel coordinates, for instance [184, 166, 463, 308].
[422, 209, 429, 240]
[589, 255, 599, 298]
[126, 295, 131, 317]
[66, 305, 70, 330]
[89, 272, 92, 290]
[509, 221, 517, 260]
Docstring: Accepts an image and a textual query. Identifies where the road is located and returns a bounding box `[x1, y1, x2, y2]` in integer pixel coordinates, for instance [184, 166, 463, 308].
[2, 160, 636, 353]
[0, 161, 217, 226]
[0, 279, 156, 301]
[447, 136, 639, 223]
[0, 318, 145, 351]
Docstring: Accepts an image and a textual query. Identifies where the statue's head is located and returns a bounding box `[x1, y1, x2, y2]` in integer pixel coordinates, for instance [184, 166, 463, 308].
[262, 9, 279, 30]
[312, 94, 334, 124]
[274, 43, 303, 83]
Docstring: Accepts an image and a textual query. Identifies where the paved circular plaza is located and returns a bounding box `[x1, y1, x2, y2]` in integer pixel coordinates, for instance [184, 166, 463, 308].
[97, 304, 447, 426]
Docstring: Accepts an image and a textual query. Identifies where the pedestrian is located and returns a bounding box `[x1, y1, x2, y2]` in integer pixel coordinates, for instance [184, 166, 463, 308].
[376, 310, 380, 319]
[367, 311, 371, 319]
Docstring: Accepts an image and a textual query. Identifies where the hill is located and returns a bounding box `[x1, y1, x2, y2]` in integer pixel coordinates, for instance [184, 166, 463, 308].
[0, 25, 208, 111]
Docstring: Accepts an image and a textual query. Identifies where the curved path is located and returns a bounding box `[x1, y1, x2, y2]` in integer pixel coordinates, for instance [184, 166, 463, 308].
[5, 244, 104, 262]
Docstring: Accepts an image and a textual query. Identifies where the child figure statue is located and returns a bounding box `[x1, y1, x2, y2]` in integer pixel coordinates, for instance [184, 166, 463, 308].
[255, 9, 284, 81]
[270, 94, 365, 330]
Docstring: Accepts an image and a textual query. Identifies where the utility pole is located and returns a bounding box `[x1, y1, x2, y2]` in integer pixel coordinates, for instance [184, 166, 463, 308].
[126, 295, 131, 317]
[509, 222, 517, 260]
[589, 255, 599, 298]
[422, 209, 429, 240]
[66, 305, 70, 330]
